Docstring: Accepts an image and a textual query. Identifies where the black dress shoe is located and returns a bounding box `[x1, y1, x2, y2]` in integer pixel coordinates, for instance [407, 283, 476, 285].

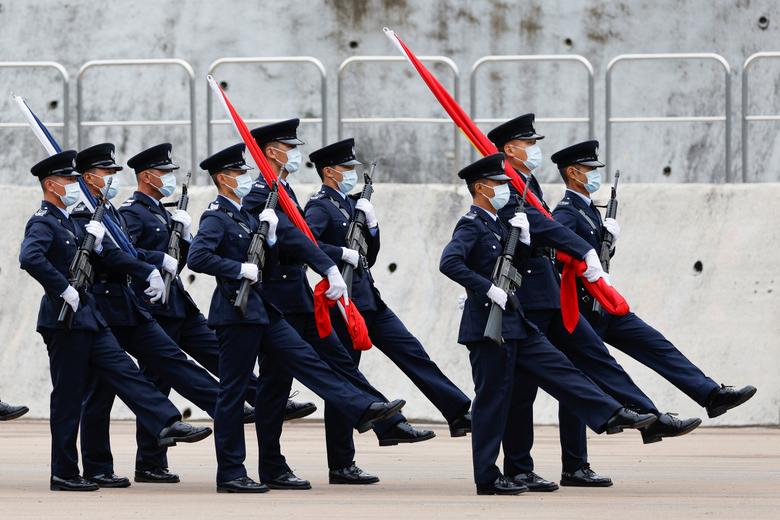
[263, 471, 311, 490]
[50, 475, 99, 492]
[604, 408, 657, 434]
[641, 413, 702, 444]
[511, 472, 559, 492]
[378, 421, 436, 446]
[476, 475, 527, 495]
[0, 401, 29, 421]
[706, 385, 757, 418]
[135, 467, 180, 483]
[560, 464, 613, 487]
[284, 399, 317, 421]
[329, 463, 380, 485]
[243, 404, 256, 424]
[449, 412, 472, 438]
[86, 473, 131, 488]
[217, 476, 269, 493]
[158, 421, 213, 447]
[356, 399, 405, 433]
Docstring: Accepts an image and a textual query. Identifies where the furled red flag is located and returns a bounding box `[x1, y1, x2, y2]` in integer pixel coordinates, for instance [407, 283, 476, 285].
[207, 76, 372, 349]
[383, 28, 629, 332]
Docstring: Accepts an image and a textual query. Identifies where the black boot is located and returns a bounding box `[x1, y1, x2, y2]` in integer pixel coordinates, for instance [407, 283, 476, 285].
[560, 464, 613, 487]
[476, 475, 527, 495]
[706, 385, 757, 418]
[604, 408, 657, 434]
[641, 413, 702, 444]
[377, 421, 435, 446]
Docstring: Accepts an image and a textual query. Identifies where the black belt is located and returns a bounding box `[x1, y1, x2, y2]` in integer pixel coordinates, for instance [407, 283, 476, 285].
[530, 247, 554, 258]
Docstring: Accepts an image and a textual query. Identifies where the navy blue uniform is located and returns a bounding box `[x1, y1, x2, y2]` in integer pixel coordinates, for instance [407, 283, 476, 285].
[19, 201, 181, 479]
[187, 195, 381, 483]
[118, 191, 261, 471]
[497, 178, 658, 476]
[553, 190, 719, 404]
[71, 201, 220, 478]
[439, 204, 623, 485]
[304, 185, 471, 426]
[244, 179, 404, 476]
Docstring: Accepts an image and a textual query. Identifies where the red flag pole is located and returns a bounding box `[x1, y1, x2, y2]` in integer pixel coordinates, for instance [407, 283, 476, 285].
[383, 28, 629, 331]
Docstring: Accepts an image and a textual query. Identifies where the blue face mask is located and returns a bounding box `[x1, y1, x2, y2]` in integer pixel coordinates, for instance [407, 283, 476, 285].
[102, 174, 120, 200]
[53, 181, 82, 207]
[283, 147, 302, 174]
[575, 167, 602, 193]
[154, 172, 177, 198]
[336, 169, 358, 194]
[522, 144, 543, 171]
[481, 182, 510, 210]
[230, 172, 254, 200]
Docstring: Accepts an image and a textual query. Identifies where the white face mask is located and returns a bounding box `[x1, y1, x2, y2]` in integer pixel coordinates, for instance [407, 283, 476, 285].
[230, 172, 254, 199]
[52, 181, 82, 207]
[336, 168, 357, 194]
[522, 144, 543, 171]
[154, 172, 177, 198]
[479, 182, 510, 210]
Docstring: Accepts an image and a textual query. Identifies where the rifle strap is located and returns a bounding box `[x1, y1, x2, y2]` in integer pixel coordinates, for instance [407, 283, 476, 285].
[577, 209, 600, 233]
[325, 196, 352, 220]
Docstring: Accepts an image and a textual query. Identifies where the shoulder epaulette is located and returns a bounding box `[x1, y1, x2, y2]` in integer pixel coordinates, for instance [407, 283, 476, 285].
[33, 207, 48, 217]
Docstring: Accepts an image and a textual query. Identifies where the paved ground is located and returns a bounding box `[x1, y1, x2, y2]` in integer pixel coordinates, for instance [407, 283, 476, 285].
[1, 421, 778, 519]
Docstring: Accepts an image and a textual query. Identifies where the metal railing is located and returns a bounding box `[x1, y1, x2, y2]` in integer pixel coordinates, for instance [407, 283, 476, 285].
[0, 61, 70, 147]
[742, 52, 780, 183]
[338, 56, 462, 170]
[206, 57, 327, 155]
[76, 59, 196, 170]
[606, 53, 732, 181]
[470, 55, 595, 160]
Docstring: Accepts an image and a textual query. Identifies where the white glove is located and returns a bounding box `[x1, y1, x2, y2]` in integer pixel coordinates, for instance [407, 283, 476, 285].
[486, 284, 508, 310]
[85, 221, 106, 251]
[60, 286, 80, 313]
[239, 263, 259, 283]
[509, 213, 531, 246]
[259, 208, 278, 244]
[583, 249, 607, 282]
[144, 269, 165, 303]
[341, 247, 359, 267]
[355, 198, 378, 228]
[457, 293, 467, 310]
[171, 209, 192, 237]
[324, 266, 348, 300]
[604, 217, 620, 244]
[162, 253, 178, 276]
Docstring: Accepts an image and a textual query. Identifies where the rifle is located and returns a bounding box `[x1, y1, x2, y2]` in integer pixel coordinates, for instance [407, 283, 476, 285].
[483, 182, 531, 345]
[161, 170, 191, 305]
[234, 181, 279, 317]
[593, 170, 620, 313]
[341, 162, 376, 296]
[57, 177, 113, 329]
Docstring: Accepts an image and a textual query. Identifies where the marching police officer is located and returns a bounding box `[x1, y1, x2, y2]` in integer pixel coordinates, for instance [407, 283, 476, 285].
[19, 150, 211, 491]
[243, 120, 433, 487]
[304, 138, 473, 437]
[187, 143, 405, 493]
[71, 143, 234, 488]
[0, 398, 28, 421]
[487, 114, 699, 489]
[551, 140, 757, 431]
[439, 152, 657, 495]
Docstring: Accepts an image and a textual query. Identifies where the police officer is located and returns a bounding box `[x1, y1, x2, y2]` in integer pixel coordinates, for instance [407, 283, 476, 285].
[551, 140, 757, 433]
[19, 150, 211, 491]
[72, 143, 234, 488]
[440, 153, 657, 495]
[487, 114, 699, 490]
[187, 143, 405, 493]
[0, 398, 28, 421]
[243, 120, 433, 487]
[304, 138, 473, 437]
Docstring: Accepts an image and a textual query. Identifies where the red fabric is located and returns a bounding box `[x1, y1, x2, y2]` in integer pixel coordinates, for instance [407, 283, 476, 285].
[388, 29, 629, 332]
[313, 279, 373, 350]
[212, 82, 373, 344]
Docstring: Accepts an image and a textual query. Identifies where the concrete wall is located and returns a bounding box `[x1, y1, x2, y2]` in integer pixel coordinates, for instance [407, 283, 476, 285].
[2, 181, 777, 426]
[1, 0, 780, 184]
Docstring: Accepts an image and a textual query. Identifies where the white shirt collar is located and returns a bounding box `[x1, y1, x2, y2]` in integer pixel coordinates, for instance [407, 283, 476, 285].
[57, 205, 70, 219]
[567, 188, 592, 206]
[139, 192, 164, 208]
[475, 206, 498, 221]
[219, 194, 242, 211]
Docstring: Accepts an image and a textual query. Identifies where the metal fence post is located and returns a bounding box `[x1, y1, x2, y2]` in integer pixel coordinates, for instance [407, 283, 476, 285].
[742, 52, 780, 183]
